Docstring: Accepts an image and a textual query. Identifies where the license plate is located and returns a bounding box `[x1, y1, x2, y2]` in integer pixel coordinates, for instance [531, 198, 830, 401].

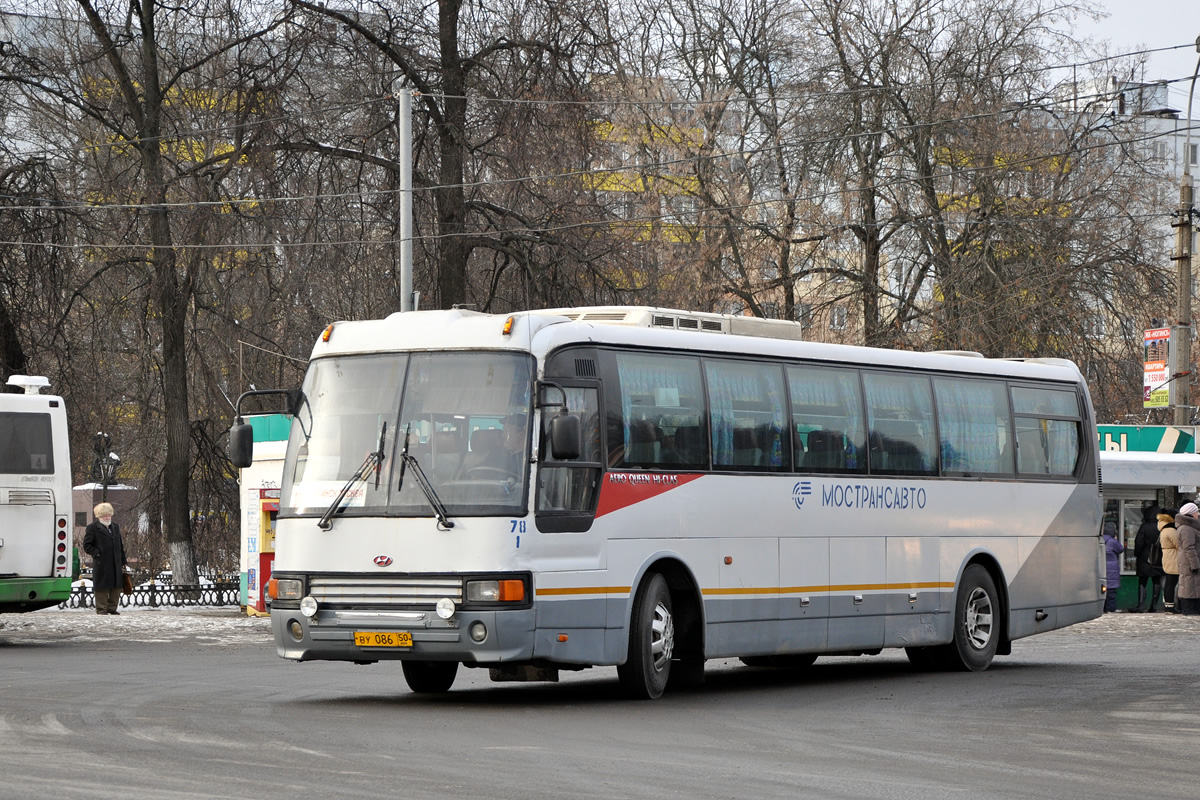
[354, 631, 413, 648]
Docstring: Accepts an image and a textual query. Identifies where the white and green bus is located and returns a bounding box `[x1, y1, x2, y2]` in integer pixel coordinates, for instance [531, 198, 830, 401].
[0, 376, 74, 613]
[229, 307, 1104, 698]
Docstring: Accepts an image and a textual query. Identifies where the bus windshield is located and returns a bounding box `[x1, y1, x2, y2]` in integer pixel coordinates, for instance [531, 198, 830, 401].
[281, 351, 533, 520]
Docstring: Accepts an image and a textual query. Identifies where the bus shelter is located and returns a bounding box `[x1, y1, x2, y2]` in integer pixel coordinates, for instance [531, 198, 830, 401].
[1098, 449, 1200, 608]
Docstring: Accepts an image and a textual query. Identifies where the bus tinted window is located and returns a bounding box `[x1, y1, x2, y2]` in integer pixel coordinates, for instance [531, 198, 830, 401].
[1012, 386, 1081, 476]
[612, 353, 706, 469]
[787, 365, 866, 474]
[0, 412, 54, 474]
[1011, 387, 1079, 417]
[863, 373, 937, 476]
[934, 379, 1014, 476]
[705, 359, 787, 471]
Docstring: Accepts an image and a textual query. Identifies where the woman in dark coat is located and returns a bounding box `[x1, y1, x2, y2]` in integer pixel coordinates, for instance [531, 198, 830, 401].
[82, 501, 127, 615]
[1103, 520, 1124, 613]
[1133, 505, 1165, 612]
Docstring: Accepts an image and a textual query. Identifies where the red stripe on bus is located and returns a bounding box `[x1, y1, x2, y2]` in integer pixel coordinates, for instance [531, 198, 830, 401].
[594, 472, 704, 518]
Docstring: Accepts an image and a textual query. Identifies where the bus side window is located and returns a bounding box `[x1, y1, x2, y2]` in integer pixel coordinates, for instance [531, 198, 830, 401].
[1011, 386, 1081, 477]
[862, 372, 937, 476]
[611, 352, 705, 470]
[787, 365, 866, 475]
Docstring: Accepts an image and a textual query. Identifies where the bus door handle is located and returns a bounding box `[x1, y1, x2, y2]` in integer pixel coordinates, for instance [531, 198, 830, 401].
[853, 595, 864, 604]
[799, 597, 810, 607]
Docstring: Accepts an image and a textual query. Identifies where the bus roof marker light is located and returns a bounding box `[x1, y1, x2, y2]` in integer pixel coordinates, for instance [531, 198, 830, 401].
[321, 324, 334, 342]
[436, 598, 456, 619]
[502, 316, 515, 335]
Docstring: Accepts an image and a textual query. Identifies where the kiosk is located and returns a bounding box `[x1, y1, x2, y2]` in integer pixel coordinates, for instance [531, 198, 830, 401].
[1098, 425, 1200, 609]
[237, 414, 288, 616]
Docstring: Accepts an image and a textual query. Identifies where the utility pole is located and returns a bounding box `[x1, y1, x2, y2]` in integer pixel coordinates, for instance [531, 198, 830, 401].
[1174, 176, 1194, 425]
[1173, 38, 1200, 426]
[399, 88, 415, 312]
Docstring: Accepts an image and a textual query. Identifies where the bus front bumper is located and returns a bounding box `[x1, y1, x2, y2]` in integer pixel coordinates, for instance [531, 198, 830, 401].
[271, 605, 537, 663]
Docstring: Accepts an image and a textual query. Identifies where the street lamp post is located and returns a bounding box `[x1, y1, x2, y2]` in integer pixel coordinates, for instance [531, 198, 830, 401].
[1173, 38, 1200, 426]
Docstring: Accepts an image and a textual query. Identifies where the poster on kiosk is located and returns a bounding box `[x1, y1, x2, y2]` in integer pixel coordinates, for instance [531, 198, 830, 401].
[238, 426, 287, 616]
[246, 489, 278, 615]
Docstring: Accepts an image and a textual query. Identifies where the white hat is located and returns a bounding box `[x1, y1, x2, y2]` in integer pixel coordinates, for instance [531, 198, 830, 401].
[1181, 502, 1199, 516]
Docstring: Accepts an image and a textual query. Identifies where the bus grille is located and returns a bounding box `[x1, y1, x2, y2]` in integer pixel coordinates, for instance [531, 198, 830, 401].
[308, 575, 462, 608]
[5, 489, 53, 505]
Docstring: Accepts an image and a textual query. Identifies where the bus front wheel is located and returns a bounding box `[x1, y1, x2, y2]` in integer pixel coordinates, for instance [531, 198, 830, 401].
[618, 573, 674, 699]
[401, 660, 459, 693]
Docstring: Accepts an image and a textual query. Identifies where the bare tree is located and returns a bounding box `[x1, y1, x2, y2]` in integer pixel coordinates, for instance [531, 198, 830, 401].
[1, 1, 295, 581]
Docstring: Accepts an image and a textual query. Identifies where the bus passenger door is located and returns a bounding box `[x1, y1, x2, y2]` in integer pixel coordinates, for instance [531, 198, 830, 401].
[828, 537, 885, 651]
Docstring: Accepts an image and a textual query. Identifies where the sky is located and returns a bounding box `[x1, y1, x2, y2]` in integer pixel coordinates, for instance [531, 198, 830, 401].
[1072, 1, 1200, 111]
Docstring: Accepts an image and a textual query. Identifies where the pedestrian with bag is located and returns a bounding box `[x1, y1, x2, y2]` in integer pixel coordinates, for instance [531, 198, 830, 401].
[1133, 505, 1165, 612]
[1173, 502, 1200, 615]
[1103, 520, 1124, 613]
[1159, 507, 1180, 613]
[82, 502, 128, 616]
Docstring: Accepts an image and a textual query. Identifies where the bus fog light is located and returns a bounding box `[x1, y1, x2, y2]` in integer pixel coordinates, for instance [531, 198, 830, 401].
[436, 597, 456, 619]
[469, 622, 487, 643]
[299, 596, 319, 617]
[288, 620, 305, 641]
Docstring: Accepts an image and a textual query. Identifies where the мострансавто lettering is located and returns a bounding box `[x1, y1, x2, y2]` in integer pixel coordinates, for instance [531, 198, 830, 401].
[821, 483, 927, 510]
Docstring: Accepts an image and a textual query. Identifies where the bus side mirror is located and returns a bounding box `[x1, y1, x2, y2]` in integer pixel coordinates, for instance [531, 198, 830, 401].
[228, 421, 254, 468]
[549, 413, 581, 460]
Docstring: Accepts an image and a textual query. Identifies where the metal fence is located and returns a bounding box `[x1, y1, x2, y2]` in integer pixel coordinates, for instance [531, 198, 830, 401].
[60, 582, 240, 610]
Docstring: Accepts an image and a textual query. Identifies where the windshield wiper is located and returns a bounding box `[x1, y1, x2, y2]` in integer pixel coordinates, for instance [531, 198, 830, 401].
[317, 422, 386, 531]
[397, 423, 455, 530]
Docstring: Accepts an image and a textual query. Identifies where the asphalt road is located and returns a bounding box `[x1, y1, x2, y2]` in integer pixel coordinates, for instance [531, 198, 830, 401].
[1, 608, 1197, 799]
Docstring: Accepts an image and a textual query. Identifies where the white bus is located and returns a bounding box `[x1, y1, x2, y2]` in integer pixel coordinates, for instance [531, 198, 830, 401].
[229, 307, 1103, 698]
[0, 376, 74, 613]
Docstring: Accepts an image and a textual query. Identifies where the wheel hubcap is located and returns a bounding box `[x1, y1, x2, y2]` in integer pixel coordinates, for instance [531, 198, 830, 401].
[963, 587, 993, 650]
[650, 600, 674, 672]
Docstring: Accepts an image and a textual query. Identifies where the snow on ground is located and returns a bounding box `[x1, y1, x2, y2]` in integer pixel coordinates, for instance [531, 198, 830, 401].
[0, 605, 273, 646]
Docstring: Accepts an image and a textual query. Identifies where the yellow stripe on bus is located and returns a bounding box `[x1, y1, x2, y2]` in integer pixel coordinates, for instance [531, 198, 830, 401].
[703, 582, 954, 596]
[536, 581, 954, 598]
[536, 586, 633, 596]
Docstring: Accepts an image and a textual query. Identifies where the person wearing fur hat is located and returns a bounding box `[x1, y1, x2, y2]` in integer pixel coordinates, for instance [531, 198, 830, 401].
[82, 502, 127, 615]
[1174, 502, 1200, 615]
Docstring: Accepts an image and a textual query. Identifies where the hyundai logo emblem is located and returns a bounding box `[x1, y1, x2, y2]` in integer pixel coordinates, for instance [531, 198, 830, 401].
[373, 555, 393, 567]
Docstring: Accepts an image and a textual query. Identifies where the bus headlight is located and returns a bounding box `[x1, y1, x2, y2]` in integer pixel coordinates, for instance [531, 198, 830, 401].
[272, 579, 303, 600]
[466, 579, 525, 603]
[436, 598, 456, 619]
[299, 596, 318, 617]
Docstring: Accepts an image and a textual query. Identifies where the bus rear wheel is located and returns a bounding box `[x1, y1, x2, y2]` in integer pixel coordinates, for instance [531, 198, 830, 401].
[618, 573, 674, 699]
[402, 660, 459, 693]
[948, 564, 1000, 672]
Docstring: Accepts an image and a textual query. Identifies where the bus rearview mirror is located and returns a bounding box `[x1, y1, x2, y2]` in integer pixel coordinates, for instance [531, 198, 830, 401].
[228, 422, 254, 468]
[550, 414, 581, 460]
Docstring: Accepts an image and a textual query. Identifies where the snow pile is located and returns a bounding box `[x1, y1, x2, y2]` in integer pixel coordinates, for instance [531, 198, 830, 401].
[0, 606, 273, 646]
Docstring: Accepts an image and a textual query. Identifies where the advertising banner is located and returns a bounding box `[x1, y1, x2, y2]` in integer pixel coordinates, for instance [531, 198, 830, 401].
[1144, 328, 1171, 408]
